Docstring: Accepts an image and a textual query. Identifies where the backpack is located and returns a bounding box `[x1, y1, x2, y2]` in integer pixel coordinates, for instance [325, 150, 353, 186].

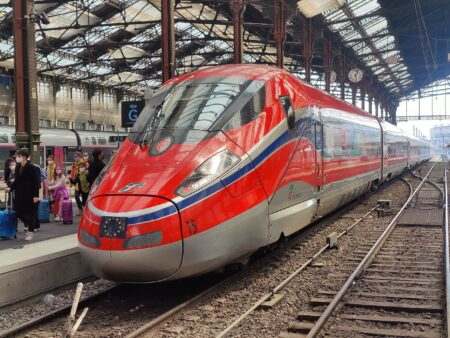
[33, 164, 47, 183]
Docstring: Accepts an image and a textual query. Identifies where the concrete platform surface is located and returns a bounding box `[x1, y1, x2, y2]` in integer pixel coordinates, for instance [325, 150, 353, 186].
[0, 233, 91, 306]
[0, 201, 90, 306]
[0, 233, 79, 274]
[0, 212, 80, 251]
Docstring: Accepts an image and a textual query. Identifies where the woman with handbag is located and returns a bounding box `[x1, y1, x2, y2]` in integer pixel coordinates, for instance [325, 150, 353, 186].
[6, 148, 40, 241]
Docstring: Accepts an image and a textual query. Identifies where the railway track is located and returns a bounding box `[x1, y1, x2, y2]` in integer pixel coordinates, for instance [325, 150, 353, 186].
[103, 167, 414, 338]
[124, 203, 384, 338]
[3, 165, 417, 338]
[279, 161, 449, 338]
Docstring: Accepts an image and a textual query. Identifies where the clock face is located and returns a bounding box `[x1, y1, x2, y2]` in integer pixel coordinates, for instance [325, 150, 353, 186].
[330, 70, 337, 83]
[348, 68, 363, 83]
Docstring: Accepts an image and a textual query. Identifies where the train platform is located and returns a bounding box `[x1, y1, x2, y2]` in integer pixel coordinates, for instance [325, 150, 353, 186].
[0, 214, 80, 251]
[0, 202, 91, 307]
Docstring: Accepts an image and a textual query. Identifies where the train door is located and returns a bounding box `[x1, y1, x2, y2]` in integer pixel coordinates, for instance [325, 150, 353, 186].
[314, 122, 324, 187]
[53, 146, 65, 170]
[406, 139, 411, 169]
[46, 146, 54, 159]
[267, 101, 318, 239]
[382, 130, 389, 181]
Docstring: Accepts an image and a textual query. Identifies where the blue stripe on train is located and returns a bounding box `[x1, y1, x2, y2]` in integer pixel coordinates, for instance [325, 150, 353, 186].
[126, 130, 295, 225]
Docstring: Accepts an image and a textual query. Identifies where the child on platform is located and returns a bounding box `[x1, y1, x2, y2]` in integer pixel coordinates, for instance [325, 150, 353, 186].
[48, 166, 68, 222]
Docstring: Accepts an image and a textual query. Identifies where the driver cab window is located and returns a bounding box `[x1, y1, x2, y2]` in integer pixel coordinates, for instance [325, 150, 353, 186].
[224, 85, 266, 131]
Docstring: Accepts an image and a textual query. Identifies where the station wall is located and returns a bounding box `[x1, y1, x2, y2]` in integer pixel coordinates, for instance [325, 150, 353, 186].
[0, 81, 136, 131]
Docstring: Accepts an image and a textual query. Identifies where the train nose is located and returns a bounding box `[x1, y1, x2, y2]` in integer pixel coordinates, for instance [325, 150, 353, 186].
[79, 195, 183, 283]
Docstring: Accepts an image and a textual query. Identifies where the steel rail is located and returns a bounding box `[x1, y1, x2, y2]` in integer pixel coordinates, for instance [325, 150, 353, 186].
[128, 200, 375, 338]
[215, 200, 402, 338]
[305, 162, 437, 338]
[215, 174, 414, 338]
[119, 173, 408, 338]
[410, 167, 445, 204]
[6, 182, 383, 338]
[445, 163, 450, 338]
[124, 275, 238, 338]
[130, 182, 400, 338]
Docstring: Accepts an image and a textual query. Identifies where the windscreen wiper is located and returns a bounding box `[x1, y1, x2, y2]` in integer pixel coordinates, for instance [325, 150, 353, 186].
[139, 100, 166, 147]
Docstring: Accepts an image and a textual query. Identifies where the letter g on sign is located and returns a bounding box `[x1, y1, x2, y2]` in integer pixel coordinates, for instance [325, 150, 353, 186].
[128, 104, 138, 122]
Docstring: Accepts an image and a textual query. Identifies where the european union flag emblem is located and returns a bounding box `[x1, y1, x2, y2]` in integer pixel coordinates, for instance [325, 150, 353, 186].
[99, 217, 128, 239]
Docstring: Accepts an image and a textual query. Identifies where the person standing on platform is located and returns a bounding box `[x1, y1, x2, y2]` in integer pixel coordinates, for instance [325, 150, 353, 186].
[45, 155, 56, 208]
[83, 152, 90, 169]
[6, 148, 40, 241]
[46, 156, 56, 182]
[3, 150, 16, 184]
[69, 152, 85, 216]
[48, 166, 68, 222]
[88, 148, 105, 189]
[74, 161, 90, 207]
[32, 163, 46, 232]
[6, 159, 16, 210]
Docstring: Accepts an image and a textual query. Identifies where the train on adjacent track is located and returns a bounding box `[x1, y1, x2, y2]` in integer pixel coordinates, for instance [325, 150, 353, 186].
[0, 127, 127, 175]
[78, 64, 430, 283]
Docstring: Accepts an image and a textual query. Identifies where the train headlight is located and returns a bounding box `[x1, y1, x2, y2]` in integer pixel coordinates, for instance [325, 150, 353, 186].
[175, 150, 241, 197]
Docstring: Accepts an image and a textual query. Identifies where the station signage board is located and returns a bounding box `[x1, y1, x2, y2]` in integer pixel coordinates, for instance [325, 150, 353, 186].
[121, 100, 145, 128]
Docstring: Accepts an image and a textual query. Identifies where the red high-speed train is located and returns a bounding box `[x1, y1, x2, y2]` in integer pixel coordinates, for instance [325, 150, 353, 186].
[78, 64, 430, 283]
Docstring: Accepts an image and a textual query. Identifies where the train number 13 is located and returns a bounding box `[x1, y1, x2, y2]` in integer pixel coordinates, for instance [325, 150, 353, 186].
[186, 220, 198, 235]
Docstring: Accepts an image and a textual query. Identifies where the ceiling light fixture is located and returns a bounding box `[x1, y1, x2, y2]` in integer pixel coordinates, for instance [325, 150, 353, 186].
[298, 0, 346, 18]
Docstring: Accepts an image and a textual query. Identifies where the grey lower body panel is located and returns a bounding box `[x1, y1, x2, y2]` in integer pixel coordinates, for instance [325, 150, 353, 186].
[317, 170, 378, 217]
[383, 161, 407, 180]
[79, 241, 183, 283]
[172, 200, 269, 280]
[79, 200, 270, 283]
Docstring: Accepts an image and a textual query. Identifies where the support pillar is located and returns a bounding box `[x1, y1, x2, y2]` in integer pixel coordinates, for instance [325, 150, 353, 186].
[375, 95, 379, 118]
[339, 54, 346, 100]
[274, 0, 285, 69]
[368, 81, 373, 115]
[324, 39, 332, 93]
[162, 0, 175, 83]
[13, 0, 40, 163]
[351, 85, 356, 106]
[303, 18, 312, 82]
[229, 0, 245, 64]
[360, 78, 365, 111]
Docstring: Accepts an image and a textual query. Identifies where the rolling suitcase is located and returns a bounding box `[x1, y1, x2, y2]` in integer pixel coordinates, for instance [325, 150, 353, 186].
[38, 198, 50, 223]
[0, 193, 17, 239]
[62, 198, 73, 224]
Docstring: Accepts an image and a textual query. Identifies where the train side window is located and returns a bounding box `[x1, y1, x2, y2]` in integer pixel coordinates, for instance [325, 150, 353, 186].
[314, 123, 323, 151]
[323, 125, 334, 158]
[98, 137, 107, 145]
[91, 137, 97, 145]
[223, 85, 266, 130]
[241, 85, 265, 123]
[0, 134, 8, 143]
[354, 131, 362, 156]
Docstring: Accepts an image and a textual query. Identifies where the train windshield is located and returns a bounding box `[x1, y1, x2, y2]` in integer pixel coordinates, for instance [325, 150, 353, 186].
[132, 83, 244, 133]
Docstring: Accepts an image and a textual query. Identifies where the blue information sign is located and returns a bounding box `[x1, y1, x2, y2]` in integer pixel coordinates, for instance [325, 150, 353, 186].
[121, 100, 145, 128]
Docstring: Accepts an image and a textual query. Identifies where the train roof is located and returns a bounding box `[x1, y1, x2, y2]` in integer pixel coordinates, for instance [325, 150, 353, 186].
[166, 64, 378, 121]
[161, 64, 431, 147]
[165, 64, 279, 85]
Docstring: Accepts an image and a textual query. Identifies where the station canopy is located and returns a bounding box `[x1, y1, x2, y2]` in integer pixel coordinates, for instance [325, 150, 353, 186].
[0, 0, 448, 98]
